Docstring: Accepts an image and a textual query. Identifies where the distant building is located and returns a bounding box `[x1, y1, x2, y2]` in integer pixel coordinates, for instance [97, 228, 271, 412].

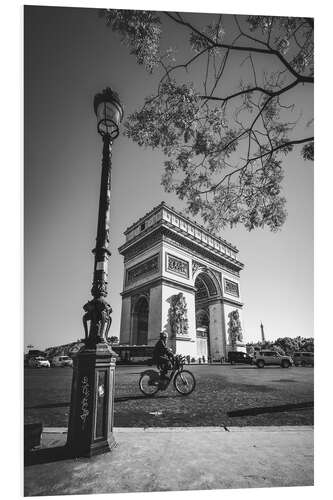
[118, 202, 245, 361]
[26, 349, 45, 358]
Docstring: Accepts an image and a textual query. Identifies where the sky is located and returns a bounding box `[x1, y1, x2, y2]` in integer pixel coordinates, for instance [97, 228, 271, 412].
[24, 5, 313, 350]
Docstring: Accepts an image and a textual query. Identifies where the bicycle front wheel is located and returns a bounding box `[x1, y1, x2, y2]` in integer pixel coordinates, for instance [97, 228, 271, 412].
[174, 370, 196, 395]
[139, 370, 160, 396]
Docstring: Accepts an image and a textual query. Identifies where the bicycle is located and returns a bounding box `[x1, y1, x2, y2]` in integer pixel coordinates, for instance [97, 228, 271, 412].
[139, 354, 196, 396]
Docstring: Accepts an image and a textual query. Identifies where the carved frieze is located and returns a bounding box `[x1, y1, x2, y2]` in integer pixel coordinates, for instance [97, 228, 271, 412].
[163, 234, 241, 276]
[224, 278, 239, 297]
[120, 226, 242, 275]
[126, 254, 159, 285]
[166, 253, 189, 279]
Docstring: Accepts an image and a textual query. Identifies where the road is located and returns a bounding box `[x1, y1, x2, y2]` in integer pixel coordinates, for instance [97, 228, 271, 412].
[24, 363, 313, 427]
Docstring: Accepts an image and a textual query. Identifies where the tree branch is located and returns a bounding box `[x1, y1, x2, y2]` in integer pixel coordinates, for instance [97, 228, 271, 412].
[164, 12, 314, 83]
[198, 77, 303, 103]
[200, 136, 314, 194]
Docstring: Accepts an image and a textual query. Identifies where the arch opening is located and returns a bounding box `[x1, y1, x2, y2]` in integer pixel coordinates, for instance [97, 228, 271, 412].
[194, 271, 220, 360]
[132, 296, 149, 345]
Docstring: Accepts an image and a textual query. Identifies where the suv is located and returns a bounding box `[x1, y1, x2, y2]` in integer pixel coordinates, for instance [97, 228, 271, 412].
[255, 350, 293, 368]
[293, 351, 314, 367]
[228, 351, 253, 365]
[29, 356, 51, 368]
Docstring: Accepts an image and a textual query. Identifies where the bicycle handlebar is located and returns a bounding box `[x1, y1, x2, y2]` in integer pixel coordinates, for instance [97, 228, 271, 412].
[172, 354, 186, 368]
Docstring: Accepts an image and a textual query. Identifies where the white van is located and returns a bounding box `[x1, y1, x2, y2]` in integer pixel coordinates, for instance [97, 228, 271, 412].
[51, 355, 73, 367]
[29, 356, 51, 368]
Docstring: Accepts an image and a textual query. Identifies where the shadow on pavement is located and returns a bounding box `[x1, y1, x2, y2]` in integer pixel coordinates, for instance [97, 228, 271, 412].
[115, 393, 182, 402]
[271, 379, 296, 383]
[25, 445, 70, 466]
[25, 393, 181, 411]
[227, 401, 314, 417]
[25, 402, 70, 410]
[230, 366, 257, 369]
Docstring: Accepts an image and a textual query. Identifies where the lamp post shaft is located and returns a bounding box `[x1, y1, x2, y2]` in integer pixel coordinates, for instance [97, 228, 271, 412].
[67, 134, 117, 458]
[92, 134, 112, 299]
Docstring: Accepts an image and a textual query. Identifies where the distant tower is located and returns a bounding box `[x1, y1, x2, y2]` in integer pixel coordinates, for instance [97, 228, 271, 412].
[260, 322, 266, 343]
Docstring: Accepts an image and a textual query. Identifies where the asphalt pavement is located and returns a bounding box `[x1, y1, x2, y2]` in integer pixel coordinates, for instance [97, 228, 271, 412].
[24, 425, 313, 496]
[25, 364, 314, 427]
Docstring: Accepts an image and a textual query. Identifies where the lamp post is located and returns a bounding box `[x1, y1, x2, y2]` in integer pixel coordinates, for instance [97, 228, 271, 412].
[67, 88, 123, 457]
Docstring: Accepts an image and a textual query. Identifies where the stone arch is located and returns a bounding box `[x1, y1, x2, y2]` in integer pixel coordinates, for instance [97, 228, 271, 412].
[194, 270, 222, 361]
[195, 306, 211, 360]
[194, 268, 222, 301]
[131, 295, 149, 345]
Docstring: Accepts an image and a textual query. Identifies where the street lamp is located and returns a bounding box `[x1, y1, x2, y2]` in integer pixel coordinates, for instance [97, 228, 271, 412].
[67, 88, 123, 457]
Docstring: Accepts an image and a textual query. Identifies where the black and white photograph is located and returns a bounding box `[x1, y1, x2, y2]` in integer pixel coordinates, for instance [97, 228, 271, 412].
[19, 0, 318, 496]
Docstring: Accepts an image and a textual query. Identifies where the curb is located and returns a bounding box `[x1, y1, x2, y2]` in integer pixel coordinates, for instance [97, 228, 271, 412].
[43, 428, 68, 434]
[43, 425, 314, 434]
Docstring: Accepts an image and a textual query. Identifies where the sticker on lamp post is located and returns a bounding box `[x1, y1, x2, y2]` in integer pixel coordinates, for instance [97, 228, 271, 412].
[80, 376, 90, 429]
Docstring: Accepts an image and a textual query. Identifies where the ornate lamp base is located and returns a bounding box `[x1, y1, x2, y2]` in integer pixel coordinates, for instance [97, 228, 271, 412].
[66, 342, 117, 457]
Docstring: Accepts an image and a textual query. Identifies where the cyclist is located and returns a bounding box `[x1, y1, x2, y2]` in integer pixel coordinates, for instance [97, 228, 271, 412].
[153, 330, 174, 379]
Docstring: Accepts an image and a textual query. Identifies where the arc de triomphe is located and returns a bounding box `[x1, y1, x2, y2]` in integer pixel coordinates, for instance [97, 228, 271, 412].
[118, 202, 245, 360]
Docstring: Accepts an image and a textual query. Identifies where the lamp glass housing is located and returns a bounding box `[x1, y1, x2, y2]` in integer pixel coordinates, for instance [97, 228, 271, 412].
[95, 99, 122, 139]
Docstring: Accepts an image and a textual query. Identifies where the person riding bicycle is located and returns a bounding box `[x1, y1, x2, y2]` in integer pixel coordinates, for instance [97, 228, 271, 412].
[153, 330, 174, 379]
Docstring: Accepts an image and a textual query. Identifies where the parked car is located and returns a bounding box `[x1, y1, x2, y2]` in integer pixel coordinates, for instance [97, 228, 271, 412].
[293, 351, 314, 367]
[228, 351, 253, 365]
[51, 355, 73, 367]
[29, 356, 51, 368]
[255, 350, 293, 368]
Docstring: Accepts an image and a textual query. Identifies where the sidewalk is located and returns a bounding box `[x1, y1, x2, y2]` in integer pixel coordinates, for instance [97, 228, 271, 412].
[24, 426, 313, 496]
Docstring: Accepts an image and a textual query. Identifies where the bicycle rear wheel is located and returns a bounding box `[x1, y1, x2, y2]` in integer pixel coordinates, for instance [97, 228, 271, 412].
[174, 370, 196, 395]
[139, 370, 160, 396]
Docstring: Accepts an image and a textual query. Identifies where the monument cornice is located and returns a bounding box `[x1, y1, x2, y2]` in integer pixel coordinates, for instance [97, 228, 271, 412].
[119, 223, 243, 275]
[222, 297, 244, 308]
[196, 296, 243, 307]
[118, 224, 162, 257]
[120, 275, 196, 298]
[123, 201, 238, 252]
[161, 226, 243, 272]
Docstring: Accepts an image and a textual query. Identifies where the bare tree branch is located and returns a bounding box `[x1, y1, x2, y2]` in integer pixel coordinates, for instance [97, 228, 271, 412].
[200, 136, 314, 194]
[164, 12, 314, 83]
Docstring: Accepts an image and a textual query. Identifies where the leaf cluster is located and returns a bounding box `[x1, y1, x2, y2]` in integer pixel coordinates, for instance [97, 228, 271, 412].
[102, 10, 314, 232]
[102, 9, 162, 72]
